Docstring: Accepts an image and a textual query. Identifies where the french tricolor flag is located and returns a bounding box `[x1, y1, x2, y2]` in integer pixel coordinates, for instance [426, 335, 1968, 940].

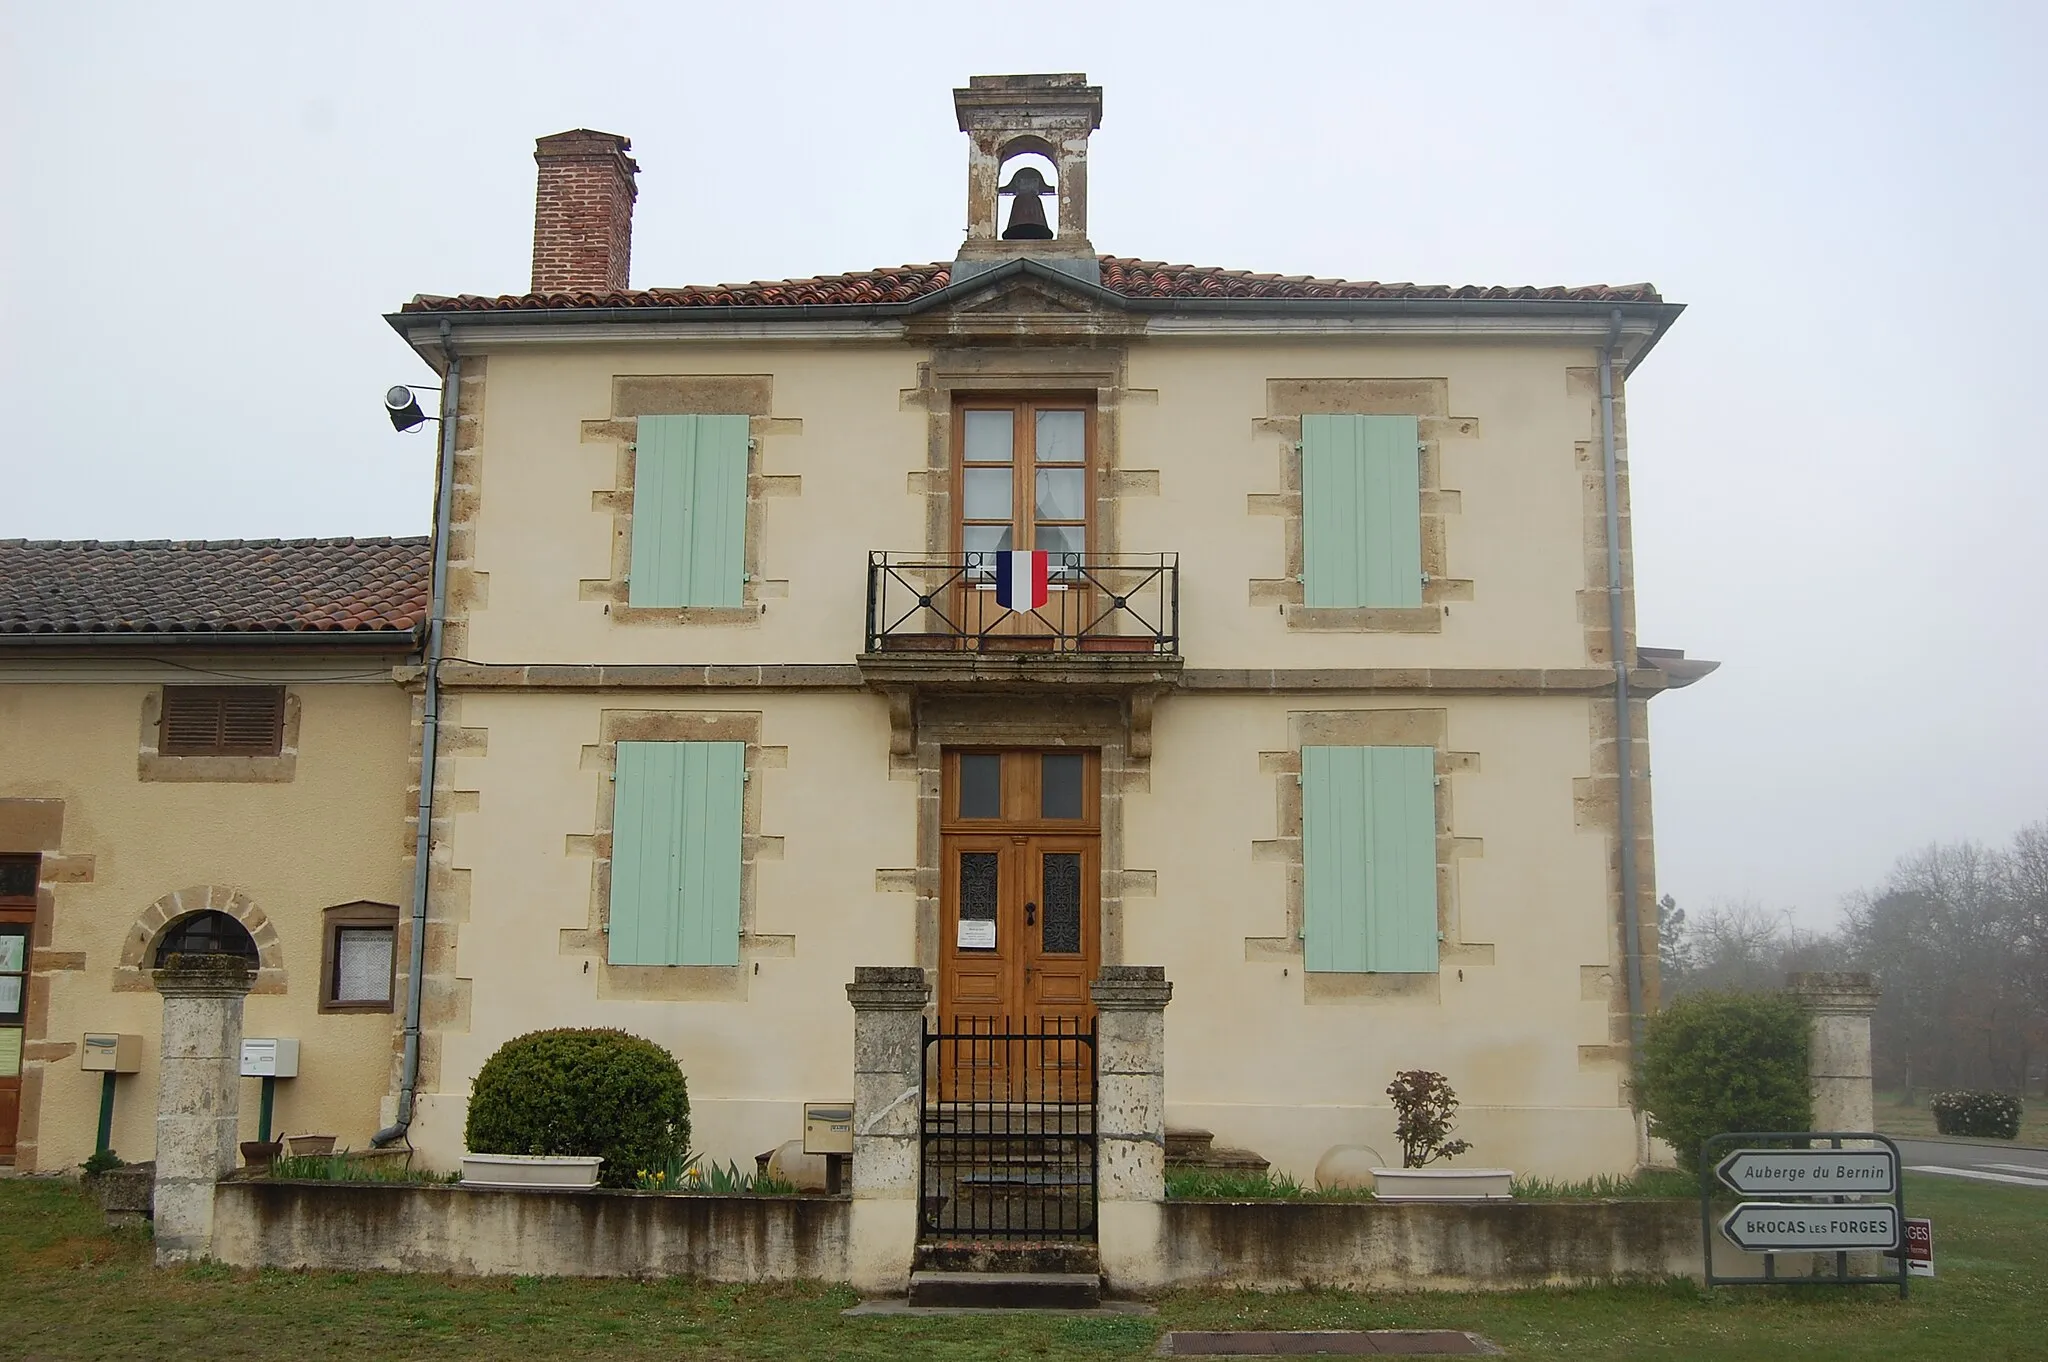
[993, 550, 1050, 611]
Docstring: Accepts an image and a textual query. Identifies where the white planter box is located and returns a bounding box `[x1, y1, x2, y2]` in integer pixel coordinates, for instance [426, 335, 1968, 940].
[460, 1154, 604, 1189]
[1371, 1167, 1514, 1201]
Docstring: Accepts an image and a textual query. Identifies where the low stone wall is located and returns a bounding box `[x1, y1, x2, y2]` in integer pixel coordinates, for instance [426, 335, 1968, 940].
[1140, 1199, 1701, 1293]
[212, 1182, 852, 1281]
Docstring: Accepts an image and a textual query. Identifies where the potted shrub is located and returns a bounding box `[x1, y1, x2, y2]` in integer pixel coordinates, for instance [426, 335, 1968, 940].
[1371, 1070, 1512, 1200]
[462, 1028, 690, 1190]
[239, 1140, 283, 1171]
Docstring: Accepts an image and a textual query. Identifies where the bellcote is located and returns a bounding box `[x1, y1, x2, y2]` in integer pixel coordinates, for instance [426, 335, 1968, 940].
[952, 73, 1103, 287]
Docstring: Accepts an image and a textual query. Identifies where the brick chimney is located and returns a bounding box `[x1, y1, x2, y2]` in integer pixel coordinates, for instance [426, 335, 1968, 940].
[530, 129, 639, 295]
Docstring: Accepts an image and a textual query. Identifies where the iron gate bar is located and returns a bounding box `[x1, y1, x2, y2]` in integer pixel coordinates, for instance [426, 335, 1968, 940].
[918, 1014, 1099, 1242]
[1698, 1131, 1908, 1299]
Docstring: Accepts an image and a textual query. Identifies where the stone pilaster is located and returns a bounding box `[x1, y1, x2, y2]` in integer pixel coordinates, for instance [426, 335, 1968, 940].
[151, 954, 253, 1265]
[847, 967, 929, 1197]
[845, 966, 929, 1292]
[1092, 966, 1172, 1202]
[1786, 972, 1882, 1134]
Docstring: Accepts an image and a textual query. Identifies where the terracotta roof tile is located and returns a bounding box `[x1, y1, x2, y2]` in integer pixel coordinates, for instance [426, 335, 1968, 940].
[0, 537, 431, 639]
[399, 257, 1660, 313]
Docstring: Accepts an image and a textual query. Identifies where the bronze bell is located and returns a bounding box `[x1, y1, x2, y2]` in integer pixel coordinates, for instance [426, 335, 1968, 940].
[999, 165, 1055, 240]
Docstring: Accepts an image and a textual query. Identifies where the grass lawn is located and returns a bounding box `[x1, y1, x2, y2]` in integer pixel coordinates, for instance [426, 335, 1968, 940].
[1874, 1091, 2047, 1146]
[4, 1173, 2042, 1361]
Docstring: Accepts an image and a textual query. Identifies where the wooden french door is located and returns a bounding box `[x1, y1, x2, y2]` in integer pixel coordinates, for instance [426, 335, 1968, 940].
[0, 855, 37, 1164]
[953, 398, 1096, 644]
[939, 750, 1100, 1031]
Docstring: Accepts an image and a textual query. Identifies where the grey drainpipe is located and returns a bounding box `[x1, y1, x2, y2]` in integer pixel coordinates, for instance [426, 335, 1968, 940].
[372, 328, 459, 1148]
[1600, 311, 1646, 1062]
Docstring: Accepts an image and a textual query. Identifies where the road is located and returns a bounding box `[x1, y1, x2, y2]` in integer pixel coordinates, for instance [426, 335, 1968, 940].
[1894, 1137, 2048, 1189]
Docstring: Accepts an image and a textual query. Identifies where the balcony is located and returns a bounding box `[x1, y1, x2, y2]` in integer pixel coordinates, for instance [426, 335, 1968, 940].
[865, 552, 1177, 653]
[858, 552, 1182, 697]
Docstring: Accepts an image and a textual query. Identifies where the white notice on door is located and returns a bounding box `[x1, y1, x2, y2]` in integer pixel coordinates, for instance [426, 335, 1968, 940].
[957, 919, 996, 949]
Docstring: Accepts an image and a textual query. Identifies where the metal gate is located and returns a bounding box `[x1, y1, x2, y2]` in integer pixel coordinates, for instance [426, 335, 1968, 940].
[919, 1016, 1097, 1241]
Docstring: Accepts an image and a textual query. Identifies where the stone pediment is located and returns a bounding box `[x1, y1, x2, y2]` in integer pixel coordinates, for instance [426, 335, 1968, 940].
[906, 260, 1140, 342]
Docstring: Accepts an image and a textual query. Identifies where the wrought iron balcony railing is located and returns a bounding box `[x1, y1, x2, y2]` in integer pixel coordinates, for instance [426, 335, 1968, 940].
[864, 552, 1179, 655]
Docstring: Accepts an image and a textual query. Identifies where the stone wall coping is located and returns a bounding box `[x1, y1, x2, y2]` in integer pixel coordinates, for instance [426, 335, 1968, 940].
[152, 955, 255, 998]
[1092, 966, 1173, 1010]
[1785, 971, 1882, 1011]
[847, 966, 931, 1011]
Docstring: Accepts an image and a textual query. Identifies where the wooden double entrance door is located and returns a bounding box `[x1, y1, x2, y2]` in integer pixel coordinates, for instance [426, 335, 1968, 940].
[939, 749, 1100, 1030]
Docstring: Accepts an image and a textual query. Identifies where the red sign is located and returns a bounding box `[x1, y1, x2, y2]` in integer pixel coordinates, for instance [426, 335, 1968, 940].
[1904, 1218, 1933, 1278]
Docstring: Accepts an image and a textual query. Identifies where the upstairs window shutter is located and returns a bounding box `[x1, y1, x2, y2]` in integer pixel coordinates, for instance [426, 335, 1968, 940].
[629, 414, 750, 608]
[1302, 745, 1438, 973]
[608, 741, 744, 966]
[1301, 414, 1424, 608]
[160, 686, 286, 756]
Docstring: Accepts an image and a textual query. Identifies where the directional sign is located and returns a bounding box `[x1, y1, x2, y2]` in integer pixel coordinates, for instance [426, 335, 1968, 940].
[1720, 1202, 1901, 1252]
[1716, 1148, 1896, 1196]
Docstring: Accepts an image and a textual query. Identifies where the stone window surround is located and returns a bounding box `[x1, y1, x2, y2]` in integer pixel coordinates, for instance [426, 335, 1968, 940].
[317, 900, 401, 1014]
[885, 693, 1143, 990]
[138, 688, 302, 783]
[1247, 708, 1491, 1004]
[579, 375, 803, 625]
[1252, 379, 1479, 634]
[904, 346, 1160, 564]
[0, 799, 93, 1170]
[114, 884, 287, 996]
[561, 709, 792, 1001]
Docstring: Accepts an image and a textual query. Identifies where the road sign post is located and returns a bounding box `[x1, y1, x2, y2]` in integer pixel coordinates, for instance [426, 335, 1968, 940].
[1699, 1132, 1908, 1299]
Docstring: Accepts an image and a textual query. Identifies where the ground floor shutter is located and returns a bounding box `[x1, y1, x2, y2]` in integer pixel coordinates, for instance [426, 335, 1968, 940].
[608, 741, 744, 966]
[1302, 744, 1439, 973]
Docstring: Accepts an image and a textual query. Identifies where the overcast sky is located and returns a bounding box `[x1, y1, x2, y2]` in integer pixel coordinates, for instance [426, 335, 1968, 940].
[4, 2, 2043, 927]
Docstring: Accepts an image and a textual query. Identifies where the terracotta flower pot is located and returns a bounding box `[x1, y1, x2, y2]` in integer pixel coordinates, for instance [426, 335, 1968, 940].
[240, 1140, 283, 1170]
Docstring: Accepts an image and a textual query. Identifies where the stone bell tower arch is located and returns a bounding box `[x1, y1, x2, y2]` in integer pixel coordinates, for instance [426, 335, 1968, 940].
[952, 73, 1104, 286]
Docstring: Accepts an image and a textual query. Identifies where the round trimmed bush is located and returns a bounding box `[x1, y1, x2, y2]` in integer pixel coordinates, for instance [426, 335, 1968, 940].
[464, 1029, 689, 1188]
[1929, 1090, 2022, 1140]
[1635, 991, 1811, 1176]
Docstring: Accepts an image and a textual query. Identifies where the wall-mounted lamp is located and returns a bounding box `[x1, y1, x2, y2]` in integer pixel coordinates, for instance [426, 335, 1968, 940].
[384, 385, 433, 433]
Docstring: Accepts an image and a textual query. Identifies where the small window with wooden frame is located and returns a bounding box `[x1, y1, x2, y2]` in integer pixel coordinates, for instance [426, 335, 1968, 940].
[160, 685, 286, 756]
[318, 901, 399, 1013]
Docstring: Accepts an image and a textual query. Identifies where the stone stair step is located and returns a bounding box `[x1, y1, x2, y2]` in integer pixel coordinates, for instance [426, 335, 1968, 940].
[1171, 1146, 1271, 1174]
[915, 1241, 1101, 1275]
[1165, 1127, 1215, 1162]
[908, 1270, 1103, 1310]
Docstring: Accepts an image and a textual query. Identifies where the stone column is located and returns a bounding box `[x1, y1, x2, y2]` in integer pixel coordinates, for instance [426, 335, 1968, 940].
[845, 966, 929, 1291]
[1092, 966, 1172, 1292]
[152, 954, 253, 1265]
[1786, 972, 1882, 1134]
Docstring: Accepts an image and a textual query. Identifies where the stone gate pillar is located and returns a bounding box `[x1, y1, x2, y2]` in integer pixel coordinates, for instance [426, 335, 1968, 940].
[151, 954, 253, 1265]
[845, 965, 929, 1291]
[1092, 965, 1172, 1292]
[1786, 972, 1882, 1134]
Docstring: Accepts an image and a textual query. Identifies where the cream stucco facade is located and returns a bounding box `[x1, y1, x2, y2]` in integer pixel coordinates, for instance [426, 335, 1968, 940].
[0, 667, 412, 1170]
[385, 318, 1680, 1184]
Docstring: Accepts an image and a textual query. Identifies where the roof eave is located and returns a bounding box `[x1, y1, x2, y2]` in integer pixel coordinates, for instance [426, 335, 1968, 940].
[389, 290, 1684, 368]
[0, 629, 423, 651]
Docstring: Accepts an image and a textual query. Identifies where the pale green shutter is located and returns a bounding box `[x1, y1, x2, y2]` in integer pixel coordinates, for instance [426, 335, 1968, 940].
[1302, 745, 1439, 973]
[608, 741, 744, 966]
[1301, 414, 1423, 608]
[628, 414, 749, 607]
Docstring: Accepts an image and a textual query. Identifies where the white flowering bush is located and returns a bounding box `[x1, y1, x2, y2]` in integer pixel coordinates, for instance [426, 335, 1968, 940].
[1928, 1090, 2022, 1139]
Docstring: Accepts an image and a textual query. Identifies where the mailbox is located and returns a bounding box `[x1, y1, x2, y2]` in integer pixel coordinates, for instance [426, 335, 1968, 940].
[239, 1037, 300, 1078]
[81, 1033, 143, 1074]
[803, 1101, 854, 1156]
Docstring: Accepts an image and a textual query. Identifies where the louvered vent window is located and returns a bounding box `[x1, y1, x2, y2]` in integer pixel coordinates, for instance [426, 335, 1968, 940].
[160, 686, 286, 756]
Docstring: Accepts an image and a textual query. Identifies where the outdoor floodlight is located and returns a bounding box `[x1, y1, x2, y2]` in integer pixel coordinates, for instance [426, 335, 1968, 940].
[384, 385, 429, 432]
